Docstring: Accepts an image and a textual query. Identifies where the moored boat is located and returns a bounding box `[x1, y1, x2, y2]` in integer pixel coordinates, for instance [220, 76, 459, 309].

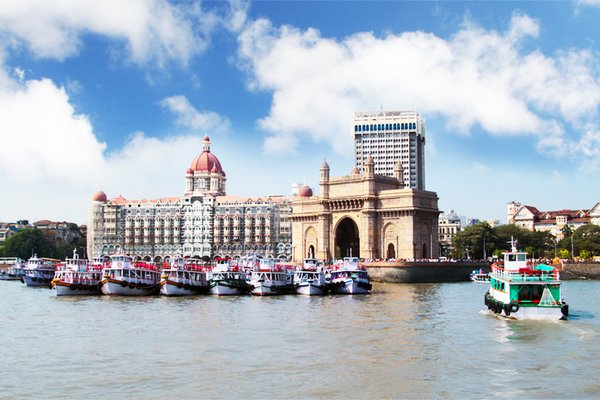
[249, 258, 296, 296]
[23, 255, 60, 287]
[330, 257, 372, 294]
[470, 269, 490, 283]
[208, 258, 252, 296]
[293, 258, 328, 296]
[0, 258, 25, 281]
[159, 257, 209, 296]
[484, 238, 568, 320]
[101, 254, 161, 296]
[51, 251, 103, 296]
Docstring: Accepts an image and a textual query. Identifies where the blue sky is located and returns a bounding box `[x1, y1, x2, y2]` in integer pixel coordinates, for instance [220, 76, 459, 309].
[1, 0, 599, 225]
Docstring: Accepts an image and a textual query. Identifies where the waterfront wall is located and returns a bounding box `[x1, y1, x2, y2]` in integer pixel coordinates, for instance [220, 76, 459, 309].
[365, 261, 489, 283]
[560, 263, 600, 280]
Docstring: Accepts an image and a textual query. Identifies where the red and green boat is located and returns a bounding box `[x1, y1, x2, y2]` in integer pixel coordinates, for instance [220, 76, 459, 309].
[484, 238, 568, 320]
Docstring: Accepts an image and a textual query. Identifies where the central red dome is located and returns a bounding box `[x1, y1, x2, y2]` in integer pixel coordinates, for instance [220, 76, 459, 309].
[188, 135, 225, 176]
[189, 152, 225, 175]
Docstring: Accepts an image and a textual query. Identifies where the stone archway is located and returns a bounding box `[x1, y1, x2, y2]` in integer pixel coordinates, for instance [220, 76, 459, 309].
[308, 245, 315, 258]
[335, 217, 360, 259]
[386, 243, 396, 260]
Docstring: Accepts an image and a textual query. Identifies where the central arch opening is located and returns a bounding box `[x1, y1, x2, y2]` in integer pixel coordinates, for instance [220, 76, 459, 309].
[335, 218, 360, 259]
[387, 243, 396, 260]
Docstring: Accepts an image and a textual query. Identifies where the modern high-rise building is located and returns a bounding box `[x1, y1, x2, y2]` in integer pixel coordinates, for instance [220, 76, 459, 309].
[353, 110, 426, 189]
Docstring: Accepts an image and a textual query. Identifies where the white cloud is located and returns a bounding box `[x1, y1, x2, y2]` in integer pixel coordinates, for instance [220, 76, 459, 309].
[0, 76, 220, 224]
[236, 13, 600, 160]
[0, 0, 244, 67]
[160, 95, 230, 133]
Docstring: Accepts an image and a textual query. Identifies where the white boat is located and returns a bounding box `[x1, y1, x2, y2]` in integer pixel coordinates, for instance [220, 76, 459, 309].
[208, 258, 252, 296]
[51, 251, 103, 296]
[23, 255, 60, 287]
[293, 258, 328, 296]
[470, 269, 490, 283]
[101, 254, 161, 296]
[249, 258, 295, 296]
[330, 257, 372, 294]
[0, 258, 25, 281]
[484, 238, 568, 320]
[160, 257, 209, 296]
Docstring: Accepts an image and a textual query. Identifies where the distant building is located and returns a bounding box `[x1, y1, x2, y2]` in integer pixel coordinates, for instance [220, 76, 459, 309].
[438, 210, 461, 256]
[0, 220, 83, 248]
[507, 200, 600, 239]
[88, 135, 292, 261]
[353, 110, 426, 189]
[33, 220, 82, 245]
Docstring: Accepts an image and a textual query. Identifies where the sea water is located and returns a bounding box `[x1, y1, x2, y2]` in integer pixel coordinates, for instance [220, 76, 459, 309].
[0, 281, 598, 399]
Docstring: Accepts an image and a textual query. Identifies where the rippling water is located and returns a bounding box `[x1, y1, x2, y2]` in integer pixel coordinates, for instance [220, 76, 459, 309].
[1, 281, 598, 399]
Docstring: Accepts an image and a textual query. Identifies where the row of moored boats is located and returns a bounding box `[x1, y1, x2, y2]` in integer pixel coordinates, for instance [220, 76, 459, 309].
[0, 252, 371, 296]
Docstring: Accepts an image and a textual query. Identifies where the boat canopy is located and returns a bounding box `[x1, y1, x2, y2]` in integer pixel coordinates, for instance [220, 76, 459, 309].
[534, 264, 555, 272]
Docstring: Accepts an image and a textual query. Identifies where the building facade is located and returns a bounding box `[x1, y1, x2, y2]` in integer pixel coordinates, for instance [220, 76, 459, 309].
[291, 157, 440, 262]
[438, 210, 461, 256]
[88, 136, 292, 261]
[353, 110, 426, 189]
[507, 200, 600, 239]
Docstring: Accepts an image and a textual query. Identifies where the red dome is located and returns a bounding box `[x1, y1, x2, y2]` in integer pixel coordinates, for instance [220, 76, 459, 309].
[92, 191, 107, 202]
[190, 151, 225, 175]
[298, 185, 313, 197]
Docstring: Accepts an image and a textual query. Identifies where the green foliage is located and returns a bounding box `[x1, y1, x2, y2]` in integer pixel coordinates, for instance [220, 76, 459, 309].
[2, 228, 54, 259]
[451, 222, 495, 259]
[1, 228, 87, 260]
[558, 249, 570, 259]
[579, 249, 591, 260]
[558, 225, 600, 257]
[452, 223, 575, 260]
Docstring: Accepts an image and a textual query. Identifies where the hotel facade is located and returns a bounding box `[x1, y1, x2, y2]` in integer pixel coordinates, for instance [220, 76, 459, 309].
[87, 136, 292, 262]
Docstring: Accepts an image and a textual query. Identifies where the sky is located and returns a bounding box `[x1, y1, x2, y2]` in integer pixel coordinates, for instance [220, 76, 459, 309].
[1, 0, 600, 226]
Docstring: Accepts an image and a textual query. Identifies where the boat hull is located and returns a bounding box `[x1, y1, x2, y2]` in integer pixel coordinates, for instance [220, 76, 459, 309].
[100, 279, 159, 296]
[210, 281, 251, 296]
[484, 292, 567, 320]
[250, 282, 295, 296]
[160, 280, 208, 296]
[295, 282, 327, 296]
[54, 282, 100, 296]
[23, 273, 55, 287]
[251, 283, 280, 296]
[331, 279, 371, 294]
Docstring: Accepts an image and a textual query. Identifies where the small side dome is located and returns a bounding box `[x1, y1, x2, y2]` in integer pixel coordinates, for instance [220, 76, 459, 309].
[351, 166, 360, 175]
[320, 160, 330, 170]
[186, 168, 194, 174]
[92, 191, 107, 203]
[298, 185, 313, 197]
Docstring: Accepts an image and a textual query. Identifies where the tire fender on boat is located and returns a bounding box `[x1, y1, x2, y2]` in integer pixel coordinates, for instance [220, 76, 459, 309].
[510, 302, 519, 313]
[121, 280, 128, 288]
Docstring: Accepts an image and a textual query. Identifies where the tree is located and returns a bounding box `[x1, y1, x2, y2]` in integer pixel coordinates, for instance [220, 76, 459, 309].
[558, 225, 600, 257]
[2, 228, 54, 259]
[451, 222, 495, 259]
[579, 249, 591, 260]
[558, 249, 570, 259]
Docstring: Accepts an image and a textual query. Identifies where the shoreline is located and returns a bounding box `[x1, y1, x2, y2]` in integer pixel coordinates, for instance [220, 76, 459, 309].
[560, 263, 600, 280]
[365, 261, 489, 283]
